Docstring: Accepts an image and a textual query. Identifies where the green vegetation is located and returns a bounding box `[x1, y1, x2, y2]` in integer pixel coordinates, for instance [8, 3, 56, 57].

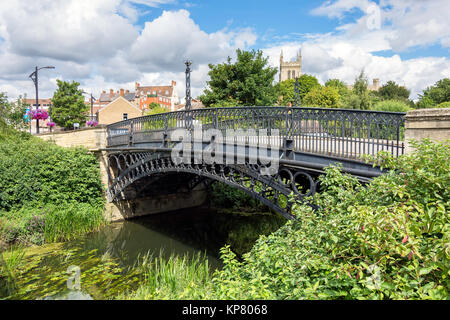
[199, 49, 278, 107]
[51, 80, 89, 129]
[303, 86, 340, 109]
[0, 121, 105, 246]
[377, 81, 411, 102]
[144, 105, 170, 115]
[120, 252, 213, 300]
[207, 140, 449, 299]
[373, 99, 411, 112]
[0, 93, 29, 130]
[122, 140, 449, 300]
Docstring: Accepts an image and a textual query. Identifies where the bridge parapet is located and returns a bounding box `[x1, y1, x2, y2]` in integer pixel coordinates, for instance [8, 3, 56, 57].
[106, 107, 406, 160]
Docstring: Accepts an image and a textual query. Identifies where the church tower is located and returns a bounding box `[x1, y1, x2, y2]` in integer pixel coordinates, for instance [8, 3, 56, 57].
[279, 49, 302, 82]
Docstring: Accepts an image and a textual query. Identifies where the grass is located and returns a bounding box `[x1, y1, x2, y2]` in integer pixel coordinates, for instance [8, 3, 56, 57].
[119, 251, 214, 300]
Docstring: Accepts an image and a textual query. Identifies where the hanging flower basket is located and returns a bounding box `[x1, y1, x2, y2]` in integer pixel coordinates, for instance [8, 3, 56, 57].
[86, 120, 98, 127]
[27, 109, 49, 120]
[46, 121, 56, 128]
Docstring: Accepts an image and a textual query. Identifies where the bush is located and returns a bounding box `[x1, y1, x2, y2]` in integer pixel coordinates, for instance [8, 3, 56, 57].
[434, 101, 450, 109]
[0, 124, 105, 245]
[373, 99, 410, 112]
[210, 140, 449, 299]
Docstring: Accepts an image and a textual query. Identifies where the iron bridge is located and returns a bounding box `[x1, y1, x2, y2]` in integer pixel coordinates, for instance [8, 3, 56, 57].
[104, 106, 405, 220]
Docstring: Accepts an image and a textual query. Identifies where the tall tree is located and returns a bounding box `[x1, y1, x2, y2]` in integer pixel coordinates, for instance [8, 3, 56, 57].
[275, 74, 321, 106]
[417, 78, 450, 108]
[199, 49, 278, 107]
[347, 71, 372, 110]
[51, 80, 88, 129]
[377, 81, 410, 101]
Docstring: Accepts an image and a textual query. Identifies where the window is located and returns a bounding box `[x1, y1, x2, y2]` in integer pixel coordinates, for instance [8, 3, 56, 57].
[123, 113, 128, 121]
[288, 70, 291, 79]
[292, 70, 295, 78]
[165, 90, 169, 95]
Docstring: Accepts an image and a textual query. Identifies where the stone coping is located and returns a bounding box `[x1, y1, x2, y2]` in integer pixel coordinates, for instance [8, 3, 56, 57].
[35, 125, 107, 136]
[405, 108, 450, 122]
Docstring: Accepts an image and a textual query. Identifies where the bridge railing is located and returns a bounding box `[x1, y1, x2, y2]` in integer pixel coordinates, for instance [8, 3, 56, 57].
[106, 107, 405, 160]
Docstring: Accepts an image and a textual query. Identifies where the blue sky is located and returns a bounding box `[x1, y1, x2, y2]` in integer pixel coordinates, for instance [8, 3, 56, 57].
[0, 0, 449, 100]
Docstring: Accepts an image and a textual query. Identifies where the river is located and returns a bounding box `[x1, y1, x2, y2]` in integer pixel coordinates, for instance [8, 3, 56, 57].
[0, 207, 284, 300]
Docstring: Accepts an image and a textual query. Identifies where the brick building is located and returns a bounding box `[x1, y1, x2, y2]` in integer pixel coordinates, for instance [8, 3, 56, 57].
[135, 81, 179, 112]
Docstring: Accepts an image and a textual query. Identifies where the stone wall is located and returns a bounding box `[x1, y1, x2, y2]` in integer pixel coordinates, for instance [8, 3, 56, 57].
[37, 126, 107, 151]
[405, 107, 450, 153]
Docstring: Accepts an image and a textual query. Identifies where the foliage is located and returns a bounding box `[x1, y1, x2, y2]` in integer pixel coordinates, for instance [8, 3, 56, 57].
[346, 71, 372, 110]
[120, 252, 214, 300]
[51, 80, 89, 129]
[144, 105, 170, 115]
[303, 86, 340, 109]
[208, 182, 263, 211]
[0, 125, 105, 245]
[199, 49, 278, 107]
[209, 140, 449, 300]
[372, 99, 411, 113]
[274, 79, 296, 106]
[0, 93, 28, 130]
[435, 101, 450, 109]
[417, 78, 450, 109]
[377, 81, 410, 102]
[148, 102, 160, 109]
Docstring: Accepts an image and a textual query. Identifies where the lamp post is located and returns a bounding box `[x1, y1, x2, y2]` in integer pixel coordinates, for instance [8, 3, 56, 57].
[82, 91, 96, 122]
[184, 60, 192, 130]
[29, 66, 55, 134]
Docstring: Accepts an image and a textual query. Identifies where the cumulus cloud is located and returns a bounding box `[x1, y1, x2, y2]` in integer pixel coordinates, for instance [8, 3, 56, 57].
[129, 10, 256, 73]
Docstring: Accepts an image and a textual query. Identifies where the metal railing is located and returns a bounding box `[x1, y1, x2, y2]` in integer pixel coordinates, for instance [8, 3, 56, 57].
[106, 107, 405, 161]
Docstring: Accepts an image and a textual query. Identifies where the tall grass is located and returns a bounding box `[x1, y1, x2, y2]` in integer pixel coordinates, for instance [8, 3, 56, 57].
[0, 244, 25, 295]
[44, 203, 105, 243]
[120, 251, 213, 300]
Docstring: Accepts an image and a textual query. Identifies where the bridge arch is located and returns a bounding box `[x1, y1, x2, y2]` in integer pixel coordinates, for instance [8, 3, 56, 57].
[107, 152, 319, 220]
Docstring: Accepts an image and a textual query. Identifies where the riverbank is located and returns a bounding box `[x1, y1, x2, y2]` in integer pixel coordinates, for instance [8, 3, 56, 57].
[0, 121, 105, 247]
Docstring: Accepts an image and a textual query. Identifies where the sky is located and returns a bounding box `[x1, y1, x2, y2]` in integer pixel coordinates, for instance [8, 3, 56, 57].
[0, 0, 449, 102]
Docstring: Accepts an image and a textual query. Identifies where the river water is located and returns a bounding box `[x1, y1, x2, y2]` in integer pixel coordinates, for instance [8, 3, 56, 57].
[0, 207, 283, 300]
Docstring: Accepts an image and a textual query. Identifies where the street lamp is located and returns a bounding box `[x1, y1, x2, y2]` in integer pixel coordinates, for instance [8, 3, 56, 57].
[29, 66, 55, 134]
[82, 91, 97, 122]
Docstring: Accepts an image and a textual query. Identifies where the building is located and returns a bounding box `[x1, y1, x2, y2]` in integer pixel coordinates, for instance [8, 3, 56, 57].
[346, 78, 381, 91]
[135, 81, 179, 112]
[279, 50, 302, 82]
[97, 96, 143, 125]
[174, 99, 205, 111]
[23, 98, 53, 133]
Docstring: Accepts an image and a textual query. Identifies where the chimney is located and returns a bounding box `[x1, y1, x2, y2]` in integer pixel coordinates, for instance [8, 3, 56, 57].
[110, 89, 114, 95]
[126, 89, 130, 94]
[102, 90, 106, 94]
[135, 82, 140, 90]
[120, 88, 124, 96]
[171, 80, 177, 87]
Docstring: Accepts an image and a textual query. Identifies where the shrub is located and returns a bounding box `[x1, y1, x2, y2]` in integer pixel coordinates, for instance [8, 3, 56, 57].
[434, 101, 450, 109]
[373, 99, 410, 113]
[211, 140, 449, 300]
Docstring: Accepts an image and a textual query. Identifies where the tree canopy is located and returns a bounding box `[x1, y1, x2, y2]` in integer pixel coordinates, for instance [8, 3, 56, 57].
[199, 49, 278, 107]
[417, 78, 450, 108]
[51, 80, 88, 129]
[303, 86, 340, 109]
[377, 81, 410, 102]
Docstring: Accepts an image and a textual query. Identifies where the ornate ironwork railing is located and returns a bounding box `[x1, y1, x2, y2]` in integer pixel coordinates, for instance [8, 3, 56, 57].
[106, 107, 405, 161]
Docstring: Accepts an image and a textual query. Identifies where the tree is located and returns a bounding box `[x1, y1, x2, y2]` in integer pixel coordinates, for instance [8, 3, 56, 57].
[148, 102, 160, 109]
[51, 80, 88, 129]
[347, 71, 372, 110]
[303, 86, 340, 108]
[144, 105, 169, 115]
[377, 81, 410, 102]
[274, 79, 295, 106]
[417, 78, 450, 108]
[0, 92, 28, 129]
[325, 79, 351, 108]
[199, 49, 278, 107]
